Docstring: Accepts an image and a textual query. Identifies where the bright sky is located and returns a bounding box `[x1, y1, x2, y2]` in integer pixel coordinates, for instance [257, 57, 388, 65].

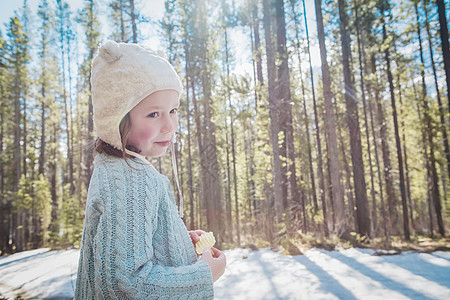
[0, 0, 87, 30]
[0, 0, 165, 48]
[0, 0, 320, 78]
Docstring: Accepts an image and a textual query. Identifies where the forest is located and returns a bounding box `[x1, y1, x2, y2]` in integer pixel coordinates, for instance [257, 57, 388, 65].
[0, 0, 449, 256]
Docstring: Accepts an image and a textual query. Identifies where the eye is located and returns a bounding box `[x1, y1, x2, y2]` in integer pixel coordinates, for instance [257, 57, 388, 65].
[170, 108, 178, 114]
[147, 112, 158, 118]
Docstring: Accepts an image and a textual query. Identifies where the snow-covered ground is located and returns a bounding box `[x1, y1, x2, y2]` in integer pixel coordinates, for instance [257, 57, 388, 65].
[0, 247, 449, 299]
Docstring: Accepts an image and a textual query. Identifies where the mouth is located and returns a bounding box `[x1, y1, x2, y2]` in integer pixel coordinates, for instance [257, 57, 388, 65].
[155, 140, 170, 147]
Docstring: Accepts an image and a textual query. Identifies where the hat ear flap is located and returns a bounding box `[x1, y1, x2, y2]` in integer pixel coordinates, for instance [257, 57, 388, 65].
[99, 40, 122, 63]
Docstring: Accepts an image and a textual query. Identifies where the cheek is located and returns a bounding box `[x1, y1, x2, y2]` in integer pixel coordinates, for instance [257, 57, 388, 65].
[140, 127, 157, 140]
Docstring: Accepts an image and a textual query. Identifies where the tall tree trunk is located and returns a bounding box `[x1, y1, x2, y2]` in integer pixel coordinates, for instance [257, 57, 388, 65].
[436, 0, 450, 113]
[335, 101, 357, 232]
[22, 92, 27, 177]
[67, 23, 75, 195]
[15, 213, 24, 252]
[414, 1, 445, 237]
[302, 0, 325, 220]
[243, 119, 256, 227]
[183, 41, 195, 230]
[39, 78, 46, 176]
[224, 109, 233, 239]
[14, 75, 21, 190]
[84, 0, 98, 188]
[289, 0, 313, 232]
[58, 0, 72, 192]
[338, 0, 371, 237]
[129, 0, 137, 43]
[198, 1, 222, 242]
[355, 0, 377, 234]
[14, 80, 23, 250]
[275, 0, 298, 220]
[425, 0, 450, 180]
[0, 88, 4, 252]
[120, 0, 126, 42]
[381, 4, 409, 240]
[397, 73, 414, 232]
[202, 74, 223, 242]
[414, 79, 435, 237]
[50, 124, 58, 243]
[0, 88, 3, 196]
[314, 0, 346, 237]
[247, 27, 258, 222]
[367, 58, 388, 238]
[263, 0, 283, 223]
[191, 79, 206, 228]
[223, 18, 240, 245]
[372, 55, 397, 235]
[250, 1, 263, 222]
[252, 4, 264, 109]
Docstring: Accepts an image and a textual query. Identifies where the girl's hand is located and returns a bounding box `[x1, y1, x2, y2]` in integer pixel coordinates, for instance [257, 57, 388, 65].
[199, 247, 226, 282]
[188, 230, 206, 247]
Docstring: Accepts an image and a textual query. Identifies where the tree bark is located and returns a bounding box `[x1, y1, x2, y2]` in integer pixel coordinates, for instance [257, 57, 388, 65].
[129, 0, 137, 43]
[436, 0, 450, 113]
[381, 4, 409, 240]
[82, 0, 98, 189]
[414, 1, 445, 237]
[338, 0, 371, 237]
[223, 18, 240, 245]
[413, 78, 435, 237]
[372, 55, 397, 235]
[302, 0, 325, 219]
[397, 73, 414, 232]
[314, 0, 346, 237]
[252, 4, 264, 109]
[425, 0, 450, 180]
[275, 0, 299, 219]
[263, 0, 284, 223]
[355, 0, 377, 234]
[183, 39, 195, 230]
[197, 1, 223, 242]
[289, 0, 313, 232]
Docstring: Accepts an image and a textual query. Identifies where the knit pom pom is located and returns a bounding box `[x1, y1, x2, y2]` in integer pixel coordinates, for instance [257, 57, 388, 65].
[99, 40, 122, 63]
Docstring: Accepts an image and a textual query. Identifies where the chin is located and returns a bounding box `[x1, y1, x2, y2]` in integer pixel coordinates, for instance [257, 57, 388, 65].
[145, 149, 169, 158]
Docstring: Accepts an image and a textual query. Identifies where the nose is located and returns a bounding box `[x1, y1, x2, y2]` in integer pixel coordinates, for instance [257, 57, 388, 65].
[161, 114, 178, 135]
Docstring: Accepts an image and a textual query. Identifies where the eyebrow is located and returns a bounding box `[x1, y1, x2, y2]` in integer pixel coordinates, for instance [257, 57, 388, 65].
[147, 103, 180, 110]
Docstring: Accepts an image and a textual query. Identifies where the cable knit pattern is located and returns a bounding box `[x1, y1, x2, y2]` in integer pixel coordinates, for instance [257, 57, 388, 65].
[75, 153, 214, 299]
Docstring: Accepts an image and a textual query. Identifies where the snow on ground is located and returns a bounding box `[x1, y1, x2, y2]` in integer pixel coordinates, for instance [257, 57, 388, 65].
[1, 247, 449, 299]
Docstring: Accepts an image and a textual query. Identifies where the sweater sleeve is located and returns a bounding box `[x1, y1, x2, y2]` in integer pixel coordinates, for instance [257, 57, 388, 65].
[92, 160, 214, 300]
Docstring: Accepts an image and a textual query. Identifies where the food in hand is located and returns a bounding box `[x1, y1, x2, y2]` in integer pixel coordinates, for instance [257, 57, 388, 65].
[195, 232, 216, 255]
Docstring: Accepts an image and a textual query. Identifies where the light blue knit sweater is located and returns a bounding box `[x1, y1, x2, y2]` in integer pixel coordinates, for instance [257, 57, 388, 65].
[75, 153, 214, 299]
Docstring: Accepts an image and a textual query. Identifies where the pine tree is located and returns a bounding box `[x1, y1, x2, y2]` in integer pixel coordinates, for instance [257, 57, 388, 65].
[274, 0, 300, 230]
[423, 0, 450, 180]
[6, 15, 30, 252]
[436, 0, 450, 113]
[56, 0, 75, 196]
[381, 0, 410, 240]
[77, 0, 100, 187]
[0, 31, 9, 253]
[263, 0, 284, 224]
[413, 0, 444, 237]
[338, 0, 371, 237]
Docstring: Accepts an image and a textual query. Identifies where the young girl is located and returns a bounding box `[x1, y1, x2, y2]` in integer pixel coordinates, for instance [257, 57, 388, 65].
[75, 40, 226, 299]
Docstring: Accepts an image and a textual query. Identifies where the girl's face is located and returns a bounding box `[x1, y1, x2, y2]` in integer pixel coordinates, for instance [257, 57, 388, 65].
[127, 90, 179, 158]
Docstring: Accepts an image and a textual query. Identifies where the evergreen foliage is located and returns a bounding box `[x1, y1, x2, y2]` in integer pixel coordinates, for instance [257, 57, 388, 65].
[0, 0, 449, 255]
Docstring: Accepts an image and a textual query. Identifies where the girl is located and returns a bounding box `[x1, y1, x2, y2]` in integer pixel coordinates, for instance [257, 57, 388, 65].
[75, 40, 226, 299]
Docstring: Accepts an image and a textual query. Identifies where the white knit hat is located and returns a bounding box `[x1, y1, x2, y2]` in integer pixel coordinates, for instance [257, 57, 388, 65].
[91, 40, 183, 150]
